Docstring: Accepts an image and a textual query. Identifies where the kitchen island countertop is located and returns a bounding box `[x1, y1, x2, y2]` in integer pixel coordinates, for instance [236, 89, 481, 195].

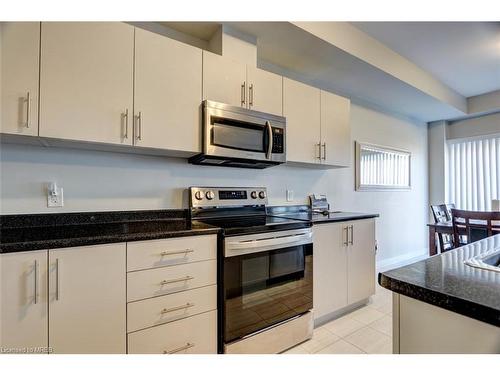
[379, 234, 500, 328]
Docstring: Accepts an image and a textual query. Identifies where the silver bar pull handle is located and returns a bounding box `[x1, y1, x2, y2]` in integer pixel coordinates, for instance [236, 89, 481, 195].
[33, 260, 38, 304]
[349, 225, 354, 245]
[163, 342, 195, 354]
[25, 91, 31, 128]
[122, 109, 129, 139]
[316, 143, 322, 160]
[160, 249, 194, 257]
[249, 84, 254, 106]
[161, 302, 195, 315]
[343, 226, 349, 246]
[241, 82, 246, 106]
[322, 142, 327, 161]
[55, 258, 60, 301]
[160, 276, 194, 286]
[136, 111, 143, 141]
[265, 121, 273, 160]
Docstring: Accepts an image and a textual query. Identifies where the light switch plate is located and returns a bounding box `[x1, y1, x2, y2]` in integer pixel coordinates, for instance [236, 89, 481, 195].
[286, 189, 294, 202]
[47, 188, 64, 207]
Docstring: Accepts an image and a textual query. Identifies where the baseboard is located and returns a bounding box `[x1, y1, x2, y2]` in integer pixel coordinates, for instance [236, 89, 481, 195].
[376, 250, 428, 273]
[314, 299, 369, 328]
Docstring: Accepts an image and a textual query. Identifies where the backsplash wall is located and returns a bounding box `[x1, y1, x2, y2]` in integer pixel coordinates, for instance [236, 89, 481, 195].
[0, 103, 428, 263]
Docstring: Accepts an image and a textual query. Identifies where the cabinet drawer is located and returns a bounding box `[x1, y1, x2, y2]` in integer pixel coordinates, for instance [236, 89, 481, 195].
[127, 235, 216, 272]
[127, 285, 217, 332]
[127, 260, 216, 302]
[127, 310, 217, 354]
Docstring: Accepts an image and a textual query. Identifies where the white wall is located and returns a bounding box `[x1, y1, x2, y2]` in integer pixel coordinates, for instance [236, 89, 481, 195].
[0, 103, 428, 264]
[428, 121, 447, 211]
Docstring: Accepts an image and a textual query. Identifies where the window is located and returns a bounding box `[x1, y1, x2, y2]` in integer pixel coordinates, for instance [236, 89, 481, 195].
[355, 142, 411, 191]
[445, 135, 500, 210]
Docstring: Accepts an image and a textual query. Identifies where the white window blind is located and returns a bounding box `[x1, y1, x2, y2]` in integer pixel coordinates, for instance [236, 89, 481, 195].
[445, 135, 500, 210]
[356, 143, 411, 190]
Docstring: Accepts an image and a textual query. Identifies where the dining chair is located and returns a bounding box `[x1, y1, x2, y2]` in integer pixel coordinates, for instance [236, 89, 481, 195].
[451, 209, 500, 247]
[444, 203, 455, 221]
[430, 204, 454, 252]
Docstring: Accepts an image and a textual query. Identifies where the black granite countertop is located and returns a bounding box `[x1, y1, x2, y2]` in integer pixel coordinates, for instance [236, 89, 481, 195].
[0, 210, 220, 253]
[379, 234, 500, 327]
[267, 205, 379, 224]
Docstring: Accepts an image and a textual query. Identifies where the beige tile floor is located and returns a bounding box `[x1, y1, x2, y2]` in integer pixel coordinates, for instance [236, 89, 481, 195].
[284, 282, 393, 354]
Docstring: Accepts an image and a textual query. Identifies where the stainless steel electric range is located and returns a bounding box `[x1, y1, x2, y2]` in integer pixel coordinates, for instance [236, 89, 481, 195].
[189, 187, 314, 354]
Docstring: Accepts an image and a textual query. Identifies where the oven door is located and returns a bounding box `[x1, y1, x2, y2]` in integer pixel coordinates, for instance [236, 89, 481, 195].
[223, 229, 313, 344]
[203, 100, 286, 164]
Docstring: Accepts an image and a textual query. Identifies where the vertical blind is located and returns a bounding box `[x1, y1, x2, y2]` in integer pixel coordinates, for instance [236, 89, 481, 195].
[359, 146, 410, 187]
[445, 135, 500, 211]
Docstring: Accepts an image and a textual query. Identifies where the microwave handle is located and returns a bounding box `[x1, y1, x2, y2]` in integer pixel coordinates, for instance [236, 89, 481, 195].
[265, 121, 273, 159]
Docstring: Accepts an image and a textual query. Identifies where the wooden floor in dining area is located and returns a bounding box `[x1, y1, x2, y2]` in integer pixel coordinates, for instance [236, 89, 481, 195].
[284, 282, 393, 354]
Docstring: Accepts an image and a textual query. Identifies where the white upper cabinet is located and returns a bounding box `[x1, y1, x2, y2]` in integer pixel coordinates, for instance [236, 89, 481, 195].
[283, 77, 321, 164]
[0, 22, 40, 136]
[48, 243, 126, 354]
[39, 22, 134, 145]
[203, 51, 247, 108]
[134, 28, 202, 153]
[0, 250, 48, 351]
[246, 66, 282, 116]
[320, 90, 351, 167]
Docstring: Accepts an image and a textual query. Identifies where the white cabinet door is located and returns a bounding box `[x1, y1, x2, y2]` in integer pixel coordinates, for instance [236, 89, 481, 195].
[320, 90, 351, 167]
[0, 22, 40, 136]
[312, 223, 348, 320]
[39, 22, 134, 145]
[134, 28, 202, 152]
[48, 243, 126, 353]
[0, 250, 48, 351]
[347, 219, 376, 304]
[246, 66, 282, 116]
[283, 78, 321, 164]
[202, 51, 246, 107]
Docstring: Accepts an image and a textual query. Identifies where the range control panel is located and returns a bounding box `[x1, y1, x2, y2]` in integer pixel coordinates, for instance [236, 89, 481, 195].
[189, 187, 268, 208]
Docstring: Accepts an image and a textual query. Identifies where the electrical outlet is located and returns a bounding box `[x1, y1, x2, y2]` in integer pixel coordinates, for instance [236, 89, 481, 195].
[47, 183, 64, 207]
[286, 189, 294, 202]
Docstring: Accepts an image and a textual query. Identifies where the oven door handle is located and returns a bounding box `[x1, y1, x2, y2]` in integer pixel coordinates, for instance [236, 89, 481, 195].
[226, 232, 312, 250]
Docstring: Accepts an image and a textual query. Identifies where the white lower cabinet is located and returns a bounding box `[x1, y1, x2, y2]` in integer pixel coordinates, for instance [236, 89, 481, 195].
[126, 235, 218, 354]
[313, 223, 347, 320]
[0, 243, 126, 354]
[48, 243, 126, 354]
[312, 219, 376, 322]
[347, 219, 376, 304]
[128, 310, 217, 354]
[0, 250, 48, 351]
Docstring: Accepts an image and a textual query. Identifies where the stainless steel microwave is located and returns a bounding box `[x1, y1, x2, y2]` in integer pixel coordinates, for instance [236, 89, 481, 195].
[189, 100, 286, 169]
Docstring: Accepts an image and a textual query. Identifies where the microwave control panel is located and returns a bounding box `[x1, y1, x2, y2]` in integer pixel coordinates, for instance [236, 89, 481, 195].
[272, 128, 285, 154]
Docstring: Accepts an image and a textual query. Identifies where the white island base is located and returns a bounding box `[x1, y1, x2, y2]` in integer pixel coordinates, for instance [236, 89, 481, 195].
[392, 294, 500, 354]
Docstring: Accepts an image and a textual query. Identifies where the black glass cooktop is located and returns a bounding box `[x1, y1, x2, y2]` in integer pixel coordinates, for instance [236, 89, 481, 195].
[193, 215, 310, 236]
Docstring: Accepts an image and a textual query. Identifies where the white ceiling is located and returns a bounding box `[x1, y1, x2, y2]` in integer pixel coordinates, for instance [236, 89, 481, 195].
[351, 22, 500, 97]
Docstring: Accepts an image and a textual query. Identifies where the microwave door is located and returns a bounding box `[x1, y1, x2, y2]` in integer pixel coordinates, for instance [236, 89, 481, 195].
[210, 117, 269, 161]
